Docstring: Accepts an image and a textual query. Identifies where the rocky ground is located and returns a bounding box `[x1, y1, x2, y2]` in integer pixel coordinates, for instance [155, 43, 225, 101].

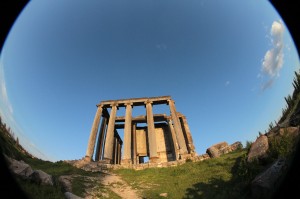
[64, 173, 140, 199]
[6, 154, 142, 199]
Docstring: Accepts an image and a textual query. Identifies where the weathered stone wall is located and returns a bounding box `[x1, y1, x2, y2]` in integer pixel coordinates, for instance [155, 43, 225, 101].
[136, 129, 147, 156]
[136, 126, 175, 163]
[156, 126, 174, 162]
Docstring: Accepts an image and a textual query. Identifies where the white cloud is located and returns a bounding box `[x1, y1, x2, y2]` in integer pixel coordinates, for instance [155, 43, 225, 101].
[262, 20, 284, 77]
[259, 20, 284, 90]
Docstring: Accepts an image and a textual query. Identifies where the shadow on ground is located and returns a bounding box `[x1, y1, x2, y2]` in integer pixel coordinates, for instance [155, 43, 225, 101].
[183, 157, 252, 199]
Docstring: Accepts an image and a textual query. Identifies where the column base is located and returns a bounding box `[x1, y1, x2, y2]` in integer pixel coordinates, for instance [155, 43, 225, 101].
[133, 158, 137, 165]
[179, 148, 188, 155]
[102, 158, 113, 164]
[180, 153, 192, 160]
[84, 156, 92, 162]
[121, 159, 132, 165]
[149, 157, 160, 163]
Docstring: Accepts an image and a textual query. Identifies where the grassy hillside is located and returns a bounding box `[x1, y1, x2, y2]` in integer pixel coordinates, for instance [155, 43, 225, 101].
[113, 70, 300, 199]
[115, 149, 258, 199]
[0, 120, 101, 199]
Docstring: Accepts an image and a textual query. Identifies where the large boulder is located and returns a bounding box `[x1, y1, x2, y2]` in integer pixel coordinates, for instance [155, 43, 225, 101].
[247, 135, 269, 162]
[58, 175, 73, 192]
[29, 170, 53, 186]
[223, 141, 243, 154]
[251, 158, 287, 199]
[206, 141, 242, 158]
[206, 142, 229, 158]
[5, 156, 33, 179]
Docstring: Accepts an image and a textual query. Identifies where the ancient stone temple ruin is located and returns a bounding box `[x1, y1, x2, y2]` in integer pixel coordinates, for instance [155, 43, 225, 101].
[85, 96, 196, 165]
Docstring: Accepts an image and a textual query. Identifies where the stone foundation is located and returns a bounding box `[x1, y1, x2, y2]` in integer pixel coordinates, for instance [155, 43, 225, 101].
[66, 153, 210, 172]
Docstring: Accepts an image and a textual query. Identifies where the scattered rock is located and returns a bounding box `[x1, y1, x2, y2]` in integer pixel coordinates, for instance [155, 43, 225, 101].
[72, 158, 89, 169]
[206, 141, 242, 158]
[160, 192, 168, 197]
[229, 141, 243, 151]
[29, 170, 53, 186]
[251, 158, 287, 199]
[5, 156, 54, 186]
[64, 192, 83, 199]
[5, 156, 33, 179]
[58, 175, 73, 192]
[206, 142, 229, 158]
[221, 141, 243, 154]
[247, 135, 269, 163]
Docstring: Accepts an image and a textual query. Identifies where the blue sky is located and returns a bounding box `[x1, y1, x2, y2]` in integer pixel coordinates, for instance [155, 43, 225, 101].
[0, 0, 299, 162]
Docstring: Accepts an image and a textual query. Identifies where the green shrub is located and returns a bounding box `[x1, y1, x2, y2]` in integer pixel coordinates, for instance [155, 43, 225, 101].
[268, 130, 297, 160]
[235, 154, 264, 185]
[245, 141, 252, 152]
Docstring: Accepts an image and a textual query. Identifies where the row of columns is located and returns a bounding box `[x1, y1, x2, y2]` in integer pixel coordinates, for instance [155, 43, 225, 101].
[85, 99, 191, 164]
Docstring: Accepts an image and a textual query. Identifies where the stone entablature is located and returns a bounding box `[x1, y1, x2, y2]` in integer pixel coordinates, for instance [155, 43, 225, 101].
[85, 96, 196, 165]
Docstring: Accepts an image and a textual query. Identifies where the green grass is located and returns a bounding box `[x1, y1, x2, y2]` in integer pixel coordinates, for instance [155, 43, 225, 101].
[24, 158, 100, 177]
[114, 150, 256, 199]
[71, 175, 122, 199]
[1, 124, 104, 198]
[15, 177, 65, 199]
[0, 127, 28, 160]
[72, 176, 88, 197]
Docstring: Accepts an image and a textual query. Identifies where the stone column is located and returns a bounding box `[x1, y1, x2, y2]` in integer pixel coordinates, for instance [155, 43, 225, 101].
[168, 99, 188, 155]
[103, 104, 118, 163]
[145, 100, 158, 162]
[180, 116, 195, 154]
[112, 138, 116, 164]
[85, 105, 103, 161]
[114, 137, 118, 164]
[95, 116, 107, 161]
[122, 102, 133, 164]
[117, 142, 121, 164]
[132, 123, 137, 164]
[168, 118, 179, 160]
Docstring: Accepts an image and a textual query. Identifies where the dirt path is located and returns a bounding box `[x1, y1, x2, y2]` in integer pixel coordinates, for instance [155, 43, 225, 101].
[61, 172, 142, 198]
[99, 173, 142, 199]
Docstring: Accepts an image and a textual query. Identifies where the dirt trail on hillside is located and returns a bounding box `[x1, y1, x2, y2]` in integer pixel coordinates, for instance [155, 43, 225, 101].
[99, 173, 142, 199]
[82, 172, 142, 199]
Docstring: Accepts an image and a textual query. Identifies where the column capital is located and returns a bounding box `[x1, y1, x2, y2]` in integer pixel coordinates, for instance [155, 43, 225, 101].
[124, 102, 133, 106]
[167, 99, 175, 104]
[144, 100, 153, 105]
[96, 104, 103, 108]
[180, 115, 186, 119]
[166, 116, 172, 122]
[110, 103, 118, 107]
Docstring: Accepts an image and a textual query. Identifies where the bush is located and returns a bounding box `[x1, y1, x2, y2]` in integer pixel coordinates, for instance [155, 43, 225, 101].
[268, 130, 296, 160]
[245, 141, 252, 152]
[235, 154, 264, 184]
